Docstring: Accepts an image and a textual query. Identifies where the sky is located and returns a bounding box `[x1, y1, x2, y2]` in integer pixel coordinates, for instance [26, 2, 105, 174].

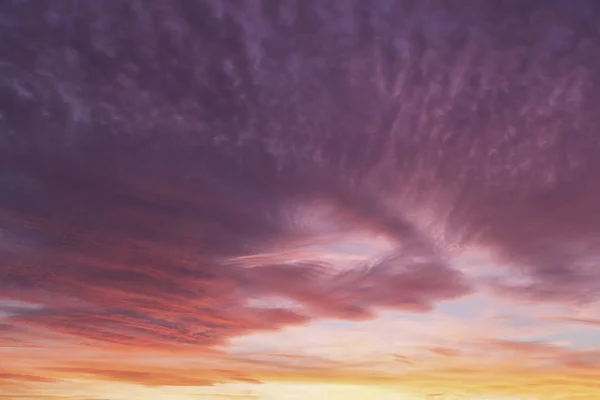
[1, 1, 600, 399]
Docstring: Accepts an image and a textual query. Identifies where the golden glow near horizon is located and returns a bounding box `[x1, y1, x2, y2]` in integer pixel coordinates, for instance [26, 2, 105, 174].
[2, 246, 600, 400]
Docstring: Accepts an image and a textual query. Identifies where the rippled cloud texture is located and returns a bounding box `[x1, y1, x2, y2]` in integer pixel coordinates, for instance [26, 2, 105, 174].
[1, 1, 600, 399]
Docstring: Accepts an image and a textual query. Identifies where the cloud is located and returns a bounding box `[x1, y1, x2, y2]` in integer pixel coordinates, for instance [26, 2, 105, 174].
[0, 373, 57, 385]
[59, 368, 213, 387]
[47, 366, 252, 387]
[1, 0, 600, 398]
[552, 316, 600, 328]
[1, 0, 598, 334]
[242, 254, 470, 319]
[480, 339, 563, 355]
[0, 143, 469, 355]
[426, 347, 461, 357]
[0, 150, 470, 364]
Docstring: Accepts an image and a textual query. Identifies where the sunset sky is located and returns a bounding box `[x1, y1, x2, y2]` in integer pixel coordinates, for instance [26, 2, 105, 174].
[2, 1, 600, 399]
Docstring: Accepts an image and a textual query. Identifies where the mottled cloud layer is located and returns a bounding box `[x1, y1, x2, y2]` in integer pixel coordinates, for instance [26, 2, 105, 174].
[1, 0, 600, 399]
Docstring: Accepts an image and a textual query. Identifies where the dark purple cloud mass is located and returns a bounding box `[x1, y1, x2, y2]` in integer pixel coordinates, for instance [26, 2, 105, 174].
[1, 0, 600, 355]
